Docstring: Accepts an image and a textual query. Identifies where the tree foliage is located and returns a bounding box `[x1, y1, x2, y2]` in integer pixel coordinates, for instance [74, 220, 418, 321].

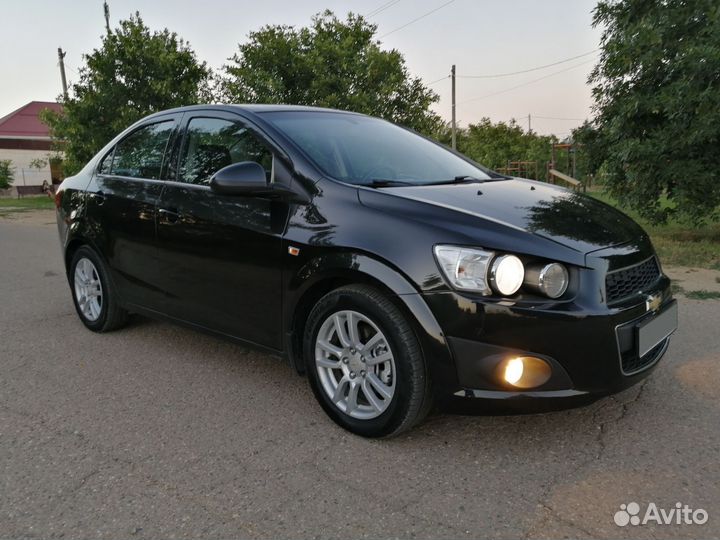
[0, 159, 14, 189]
[447, 119, 557, 180]
[43, 13, 211, 175]
[220, 10, 442, 135]
[590, 0, 720, 224]
[571, 121, 608, 181]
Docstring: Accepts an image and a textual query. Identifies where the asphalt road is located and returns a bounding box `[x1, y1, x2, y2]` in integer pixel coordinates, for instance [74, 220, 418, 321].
[1, 216, 719, 540]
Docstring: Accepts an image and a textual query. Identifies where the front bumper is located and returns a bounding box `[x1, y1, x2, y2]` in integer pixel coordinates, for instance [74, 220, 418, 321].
[424, 273, 675, 410]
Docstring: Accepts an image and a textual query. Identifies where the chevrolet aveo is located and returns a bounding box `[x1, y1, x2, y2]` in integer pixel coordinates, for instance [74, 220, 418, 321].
[55, 105, 678, 437]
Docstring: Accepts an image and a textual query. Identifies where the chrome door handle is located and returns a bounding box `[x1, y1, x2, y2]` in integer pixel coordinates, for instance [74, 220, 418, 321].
[158, 207, 181, 223]
[88, 192, 105, 206]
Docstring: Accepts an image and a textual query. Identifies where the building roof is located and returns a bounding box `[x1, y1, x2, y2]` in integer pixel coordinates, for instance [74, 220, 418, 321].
[0, 101, 62, 140]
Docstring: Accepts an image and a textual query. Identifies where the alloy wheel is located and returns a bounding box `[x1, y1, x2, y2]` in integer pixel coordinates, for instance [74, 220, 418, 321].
[74, 257, 103, 322]
[314, 310, 396, 420]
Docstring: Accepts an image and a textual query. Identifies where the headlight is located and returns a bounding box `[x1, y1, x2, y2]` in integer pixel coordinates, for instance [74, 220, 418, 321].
[489, 255, 525, 296]
[434, 245, 493, 293]
[524, 262, 569, 298]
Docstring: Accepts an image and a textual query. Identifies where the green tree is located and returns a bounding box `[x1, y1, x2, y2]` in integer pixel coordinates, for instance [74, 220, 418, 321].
[43, 13, 212, 175]
[0, 159, 14, 189]
[571, 121, 608, 182]
[459, 118, 556, 179]
[590, 0, 720, 224]
[220, 10, 442, 134]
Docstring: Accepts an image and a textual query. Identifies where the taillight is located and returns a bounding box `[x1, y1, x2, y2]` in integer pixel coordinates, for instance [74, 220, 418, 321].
[54, 188, 63, 209]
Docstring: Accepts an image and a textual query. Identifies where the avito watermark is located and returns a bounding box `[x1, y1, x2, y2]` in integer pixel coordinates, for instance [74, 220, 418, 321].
[614, 502, 708, 527]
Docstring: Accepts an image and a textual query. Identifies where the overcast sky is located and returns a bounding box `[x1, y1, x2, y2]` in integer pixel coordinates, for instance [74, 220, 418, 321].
[1, 0, 602, 136]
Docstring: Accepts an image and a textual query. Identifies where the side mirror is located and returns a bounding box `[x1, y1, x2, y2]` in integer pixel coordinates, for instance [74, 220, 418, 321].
[209, 161, 270, 196]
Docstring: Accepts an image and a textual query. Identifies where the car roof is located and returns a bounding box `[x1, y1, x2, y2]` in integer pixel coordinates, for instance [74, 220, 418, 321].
[145, 103, 363, 119]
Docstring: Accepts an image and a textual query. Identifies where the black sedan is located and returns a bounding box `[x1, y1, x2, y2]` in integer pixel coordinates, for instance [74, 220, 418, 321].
[55, 105, 678, 437]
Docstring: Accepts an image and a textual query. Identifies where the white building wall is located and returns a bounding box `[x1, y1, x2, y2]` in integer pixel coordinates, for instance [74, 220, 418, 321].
[0, 148, 53, 186]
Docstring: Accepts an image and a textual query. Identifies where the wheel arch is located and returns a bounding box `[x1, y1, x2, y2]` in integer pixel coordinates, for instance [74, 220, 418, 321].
[285, 253, 453, 384]
[64, 237, 86, 272]
[63, 235, 106, 274]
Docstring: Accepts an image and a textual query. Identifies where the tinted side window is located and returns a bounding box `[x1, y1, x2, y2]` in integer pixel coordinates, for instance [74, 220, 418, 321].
[178, 117, 273, 185]
[111, 121, 174, 180]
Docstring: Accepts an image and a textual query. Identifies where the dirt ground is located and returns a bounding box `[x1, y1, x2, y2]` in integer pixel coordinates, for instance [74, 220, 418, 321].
[664, 265, 720, 294]
[0, 208, 57, 226]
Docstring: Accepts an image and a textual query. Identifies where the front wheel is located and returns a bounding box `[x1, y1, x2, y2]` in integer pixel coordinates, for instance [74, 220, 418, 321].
[304, 285, 431, 437]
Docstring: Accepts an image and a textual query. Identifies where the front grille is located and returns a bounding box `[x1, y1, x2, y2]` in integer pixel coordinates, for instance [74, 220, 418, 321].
[621, 337, 668, 375]
[605, 256, 661, 304]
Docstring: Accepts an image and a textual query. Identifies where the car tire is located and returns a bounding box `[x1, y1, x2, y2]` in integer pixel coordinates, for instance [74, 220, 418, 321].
[69, 246, 128, 332]
[304, 284, 431, 437]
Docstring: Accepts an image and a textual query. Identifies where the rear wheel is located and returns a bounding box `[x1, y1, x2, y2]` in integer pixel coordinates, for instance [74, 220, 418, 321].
[69, 246, 128, 332]
[304, 285, 431, 437]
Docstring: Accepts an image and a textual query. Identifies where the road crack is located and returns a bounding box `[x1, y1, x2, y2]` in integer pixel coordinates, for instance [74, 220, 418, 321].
[523, 379, 652, 538]
[594, 379, 650, 461]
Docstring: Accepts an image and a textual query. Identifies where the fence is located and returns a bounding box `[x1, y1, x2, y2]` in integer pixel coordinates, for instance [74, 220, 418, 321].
[14, 168, 52, 187]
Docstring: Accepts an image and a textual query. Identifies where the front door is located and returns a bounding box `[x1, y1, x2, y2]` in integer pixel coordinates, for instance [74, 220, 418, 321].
[155, 113, 286, 349]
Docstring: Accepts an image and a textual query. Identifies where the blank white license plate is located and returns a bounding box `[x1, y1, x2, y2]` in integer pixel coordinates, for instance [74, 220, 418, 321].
[636, 300, 678, 357]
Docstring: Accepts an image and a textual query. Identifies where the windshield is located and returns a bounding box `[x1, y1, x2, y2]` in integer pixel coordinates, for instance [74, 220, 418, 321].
[260, 111, 494, 186]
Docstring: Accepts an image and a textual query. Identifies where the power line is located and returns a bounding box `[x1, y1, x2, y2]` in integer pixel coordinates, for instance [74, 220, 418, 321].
[456, 49, 598, 79]
[365, 0, 402, 18]
[503, 112, 589, 122]
[379, 0, 456, 38]
[426, 75, 449, 86]
[459, 58, 597, 105]
[533, 115, 586, 121]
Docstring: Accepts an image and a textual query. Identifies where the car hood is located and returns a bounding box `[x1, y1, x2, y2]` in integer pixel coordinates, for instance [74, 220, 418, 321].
[358, 178, 648, 255]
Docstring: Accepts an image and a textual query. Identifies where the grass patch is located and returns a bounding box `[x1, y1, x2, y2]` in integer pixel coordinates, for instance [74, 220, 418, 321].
[588, 190, 720, 270]
[685, 290, 720, 300]
[670, 281, 685, 295]
[0, 196, 55, 215]
[668, 281, 720, 301]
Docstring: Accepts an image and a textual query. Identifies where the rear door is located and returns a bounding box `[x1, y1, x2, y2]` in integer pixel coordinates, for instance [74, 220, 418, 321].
[155, 111, 287, 349]
[86, 113, 180, 309]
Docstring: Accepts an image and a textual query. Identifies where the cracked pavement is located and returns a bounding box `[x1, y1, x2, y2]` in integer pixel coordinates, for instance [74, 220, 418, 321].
[1, 218, 719, 539]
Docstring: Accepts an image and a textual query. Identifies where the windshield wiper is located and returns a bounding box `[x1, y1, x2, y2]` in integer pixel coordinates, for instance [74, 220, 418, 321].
[363, 176, 490, 188]
[364, 179, 417, 188]
[424, 175, 489, 186]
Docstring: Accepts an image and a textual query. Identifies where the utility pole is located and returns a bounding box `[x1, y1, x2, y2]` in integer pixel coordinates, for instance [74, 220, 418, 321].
[57, 48, 68, 101]
[103, 1, 111, 34]
[528, 113, 531, 133]
[451, 64, 456, 150]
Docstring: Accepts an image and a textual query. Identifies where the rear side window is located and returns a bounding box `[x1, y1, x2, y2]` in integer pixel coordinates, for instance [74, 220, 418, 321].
[178, 117, 273, 185]
[111, 121, 174, 180]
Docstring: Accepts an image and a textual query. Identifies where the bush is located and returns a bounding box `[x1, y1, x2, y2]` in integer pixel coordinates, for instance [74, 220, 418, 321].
[0, 160, 14, 189]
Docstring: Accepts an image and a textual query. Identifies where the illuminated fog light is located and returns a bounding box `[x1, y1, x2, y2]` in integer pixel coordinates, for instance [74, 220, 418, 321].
[504, 358, 524, 385]
[498, 356, 552, 389]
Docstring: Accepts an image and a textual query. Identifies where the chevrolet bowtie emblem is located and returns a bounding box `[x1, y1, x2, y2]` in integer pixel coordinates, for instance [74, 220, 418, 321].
[645, 293, 662, 313]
